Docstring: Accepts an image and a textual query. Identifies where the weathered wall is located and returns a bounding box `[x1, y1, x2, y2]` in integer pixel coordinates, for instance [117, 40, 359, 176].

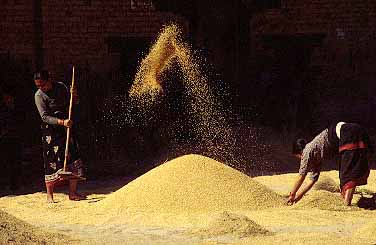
[42, 0, 186, 80]
[0, 1, 35, 67]
[250, 0, 376, 131]
[0, 0, 186, 79]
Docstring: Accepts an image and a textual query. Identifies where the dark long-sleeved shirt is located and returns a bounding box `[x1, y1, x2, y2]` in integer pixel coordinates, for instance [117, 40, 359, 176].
[34, 82, 69, 125]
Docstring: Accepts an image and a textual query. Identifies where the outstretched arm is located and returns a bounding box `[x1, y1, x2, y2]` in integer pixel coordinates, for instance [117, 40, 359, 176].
[287, 174, 306, 205]
[293, 178, 317, 203]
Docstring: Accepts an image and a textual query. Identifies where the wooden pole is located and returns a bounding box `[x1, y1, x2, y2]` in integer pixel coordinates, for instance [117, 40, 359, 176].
[63, 66, 75, 173]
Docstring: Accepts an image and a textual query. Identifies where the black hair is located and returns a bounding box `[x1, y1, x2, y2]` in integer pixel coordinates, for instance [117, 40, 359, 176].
[292, 138, 307, 154]
[33, 70, 50, 81]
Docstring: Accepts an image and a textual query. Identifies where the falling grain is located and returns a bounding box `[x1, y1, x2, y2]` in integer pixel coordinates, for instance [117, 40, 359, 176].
[128, 23, 250, 167]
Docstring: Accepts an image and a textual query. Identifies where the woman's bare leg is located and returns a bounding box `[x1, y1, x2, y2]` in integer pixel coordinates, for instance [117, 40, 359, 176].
[69, 180, 86, 200]
[69, 180, 78, 199]
[344, 187, 356, 206]
[46, 182, 54, 203]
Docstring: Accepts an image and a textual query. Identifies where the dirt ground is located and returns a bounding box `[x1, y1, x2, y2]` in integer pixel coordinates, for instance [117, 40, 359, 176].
[0, 156, 376, 245]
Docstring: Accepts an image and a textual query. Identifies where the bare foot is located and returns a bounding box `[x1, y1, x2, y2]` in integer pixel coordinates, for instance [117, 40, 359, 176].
[47, 196, 55, 203]
[69, 193, 87, 201]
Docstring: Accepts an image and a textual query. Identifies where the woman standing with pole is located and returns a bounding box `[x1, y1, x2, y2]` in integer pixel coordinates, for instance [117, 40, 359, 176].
[34, 68, 85, 203]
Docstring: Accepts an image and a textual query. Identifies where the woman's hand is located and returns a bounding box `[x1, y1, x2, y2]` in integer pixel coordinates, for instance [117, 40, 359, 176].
[64, 119, 73, 128]
[286, 192, 296, 205]
[59, 119, 73, 128]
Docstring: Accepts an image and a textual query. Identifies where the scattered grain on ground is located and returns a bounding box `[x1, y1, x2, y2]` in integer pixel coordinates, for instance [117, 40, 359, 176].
[0, 209, 75, 244]
[354, 221, 376, 240]
[293, 190, 357, 211]
[313, 175, 340, 193]
[190, 211, 270, 238]
[1, 170, 376, 244]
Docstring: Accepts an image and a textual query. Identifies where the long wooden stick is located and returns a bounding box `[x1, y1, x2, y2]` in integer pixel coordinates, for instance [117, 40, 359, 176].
[63, 66, 75, 172]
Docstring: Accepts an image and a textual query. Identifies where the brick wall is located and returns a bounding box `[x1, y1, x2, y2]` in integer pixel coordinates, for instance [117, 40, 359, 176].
[253, 0, 376, 75]
[0, 1, 35, 67]
[2, 0, 375, 131]
[0, 0, 187, 80]
[250, 0, 376, 130]
[42, 0, 187, 81]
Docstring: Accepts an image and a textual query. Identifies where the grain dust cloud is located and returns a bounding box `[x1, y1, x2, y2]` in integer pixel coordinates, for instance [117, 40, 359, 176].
[103, 23, 270, 171]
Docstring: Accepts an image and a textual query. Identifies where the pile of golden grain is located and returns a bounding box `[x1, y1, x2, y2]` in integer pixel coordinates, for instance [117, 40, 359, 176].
[191, 211, 270, 238]
[313, 175, 340, 193]
[0, 210, 73, 244]
[294, 190, 356, 211]
[97, 154, 284, 217]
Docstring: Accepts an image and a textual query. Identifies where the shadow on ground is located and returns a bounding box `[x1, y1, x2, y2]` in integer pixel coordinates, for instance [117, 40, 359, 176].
[357, 193, 376, 210]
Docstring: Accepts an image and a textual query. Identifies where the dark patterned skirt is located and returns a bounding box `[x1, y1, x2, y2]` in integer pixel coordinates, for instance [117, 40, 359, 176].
[338, 123, 370, 192]
[41, 123, 84, 184]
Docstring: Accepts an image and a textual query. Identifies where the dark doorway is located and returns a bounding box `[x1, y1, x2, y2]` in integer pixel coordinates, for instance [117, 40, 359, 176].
[257, 33, 325, 133]
[107, 36, 151, 94]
